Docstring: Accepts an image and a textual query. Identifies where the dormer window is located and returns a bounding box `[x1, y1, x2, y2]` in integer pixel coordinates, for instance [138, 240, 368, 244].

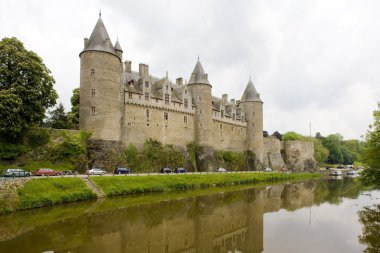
[166, 85, 168, 91]
[90, 69, 95, 76]
[185, 90, 187, 94]
[165, 94, 169, 105]
[145, 81, 149, 88]
[232, 113, 235, 120]
[184, 99, 188, 109]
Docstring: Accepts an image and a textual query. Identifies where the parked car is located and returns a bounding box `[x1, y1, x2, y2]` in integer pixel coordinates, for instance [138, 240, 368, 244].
[263, 167, 272, 172]
[215, 168, 227, 172]
[174, 168, 186, 173]
[86, 168, 106, 175]
[114, 167, 132, 174]
[34, 168, 61, 176]
[160, 168, 172, 173]
[4, 168, 31, 177]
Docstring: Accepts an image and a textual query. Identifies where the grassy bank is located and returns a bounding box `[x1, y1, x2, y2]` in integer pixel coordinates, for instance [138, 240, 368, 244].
[16, 178, 96, 211]
[91, 172, 322, 197]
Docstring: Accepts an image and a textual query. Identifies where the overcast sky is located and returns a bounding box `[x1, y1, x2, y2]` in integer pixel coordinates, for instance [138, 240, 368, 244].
[1, 0, 379, 140]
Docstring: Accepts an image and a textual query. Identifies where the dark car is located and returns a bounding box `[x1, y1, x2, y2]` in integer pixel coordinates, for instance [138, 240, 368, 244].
[34, 168, 61, 176]
[61, 170, 74, 175]
[4, 168, 31, 177]
[160, 168, 172, 174]
[174, 168, 186, 173]
[114, 167, 132, 174]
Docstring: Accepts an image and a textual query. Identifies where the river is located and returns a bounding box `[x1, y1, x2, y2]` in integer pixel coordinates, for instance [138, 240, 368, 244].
[0, 178, 378, 253]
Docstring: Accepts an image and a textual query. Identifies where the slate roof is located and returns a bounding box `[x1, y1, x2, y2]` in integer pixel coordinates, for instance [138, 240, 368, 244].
[241, 79, 262, 102]
[81, 17, 116, 55]
[188, 59, 210, 85]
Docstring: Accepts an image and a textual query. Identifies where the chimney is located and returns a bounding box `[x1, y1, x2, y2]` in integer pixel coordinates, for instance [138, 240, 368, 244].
[231, 99, 235, 104]
[125, 61, 132, 73]
[84, 38, 89, 48]
[176, 77, 183, 86]
[139, 64, 149, 77]
[222, 94, 228, 101]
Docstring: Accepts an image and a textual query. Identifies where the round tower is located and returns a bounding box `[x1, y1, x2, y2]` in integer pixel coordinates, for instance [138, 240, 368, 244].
[79, 15, 122, 142]
[187, 59, 213, 147]
[241, 78, 264, 168]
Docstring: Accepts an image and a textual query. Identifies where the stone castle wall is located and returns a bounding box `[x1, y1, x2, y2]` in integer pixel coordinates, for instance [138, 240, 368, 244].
[79, 51, 122, 142]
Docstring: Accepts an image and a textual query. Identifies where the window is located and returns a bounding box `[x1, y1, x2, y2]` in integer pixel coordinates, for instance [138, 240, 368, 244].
[220, 123, 222, 130]
[128, 92, 133, 99]
[184, 99, 188, 108]
[221, 110, 224, 118]
[185, 90, 187, 94]
[199, 109, 202, 114]
[91, 89, 95, 96]
[139, 95, 142, 100]
[198, 96, 202, 101]
[166, 85, 168, 91]
[165, 94, 170, 105]
[232, 113, 235, 120]
[242, 116, 244, 122]
[145, 81, 149, 88]
[146, 109, 149, 119]
[184, 115, 187, 123]
[145, 92, 149, 101]
[90, 68, 95, 76]
[91, 106, 96, 114]
[164, 112, 168, 120]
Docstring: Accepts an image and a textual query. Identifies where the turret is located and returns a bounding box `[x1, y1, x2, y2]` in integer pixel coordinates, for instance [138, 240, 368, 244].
[187, 59, 213, 147]
[114, 39, 123, 60]
[79, 14, 122, 142]
[241, 77, 264, 168]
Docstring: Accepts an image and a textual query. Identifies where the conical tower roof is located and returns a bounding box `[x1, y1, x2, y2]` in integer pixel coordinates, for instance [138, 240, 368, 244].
[81, 16, 116, 55]
[188, 59, 210, 85]
[241, 78, 262, 102]
[114, 39, 123, 52]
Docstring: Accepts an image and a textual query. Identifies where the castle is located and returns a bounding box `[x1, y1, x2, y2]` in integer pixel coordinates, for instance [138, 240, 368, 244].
[79, 15, 315, 170]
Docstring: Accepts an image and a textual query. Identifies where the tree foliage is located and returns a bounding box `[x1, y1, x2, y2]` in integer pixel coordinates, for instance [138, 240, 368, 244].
[282, 131, 304, 141]
[0, 37, 57, 138]
[358, 204, 380, 253]
[68, 88, 79, 125]
[47, 103, 70, 129]
[362, 103, 380, 170]
[361, 103, 380, 186]
[0, 90, 22, 137]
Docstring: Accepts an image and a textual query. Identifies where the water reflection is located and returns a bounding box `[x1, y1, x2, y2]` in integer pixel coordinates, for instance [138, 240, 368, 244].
[358, 204, 380, 253]
[0, 178, 372, 253]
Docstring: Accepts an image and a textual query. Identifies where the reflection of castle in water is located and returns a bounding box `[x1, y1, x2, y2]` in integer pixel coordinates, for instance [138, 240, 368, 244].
[0, 180, 331, 253]
[80, 181, 317, 253]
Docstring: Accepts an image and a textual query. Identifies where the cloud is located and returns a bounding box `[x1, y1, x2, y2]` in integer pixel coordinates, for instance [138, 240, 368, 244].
[1, 0, 379, 139]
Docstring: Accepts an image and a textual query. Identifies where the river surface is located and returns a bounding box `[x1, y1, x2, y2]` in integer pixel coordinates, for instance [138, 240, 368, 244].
[0, 178, 379, 253]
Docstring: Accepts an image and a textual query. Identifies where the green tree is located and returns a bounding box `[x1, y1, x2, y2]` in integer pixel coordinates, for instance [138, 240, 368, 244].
[0, 37, 57, 137]
[322, 134, 344, 164]
[282, 131, 304, 141]
[361, 103, 380, 186]
[358, 204, 380, 253]
[0, 90, 22, 138]
[48, 103, 69, 129]
[312, 137, 329, 165]
[67, 88, 79, 126]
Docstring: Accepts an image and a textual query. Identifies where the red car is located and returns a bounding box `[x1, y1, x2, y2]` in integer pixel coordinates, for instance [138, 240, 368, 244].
[34, 168, 61, 176]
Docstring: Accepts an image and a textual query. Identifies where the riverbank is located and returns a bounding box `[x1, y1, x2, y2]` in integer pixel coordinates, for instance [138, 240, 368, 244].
[0, 172, 321, 213]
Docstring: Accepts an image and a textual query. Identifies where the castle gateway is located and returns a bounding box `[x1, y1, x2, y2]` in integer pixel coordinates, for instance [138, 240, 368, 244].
[79, 16, 315, 170]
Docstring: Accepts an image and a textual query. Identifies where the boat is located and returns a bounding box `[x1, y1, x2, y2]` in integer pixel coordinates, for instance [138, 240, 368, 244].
[346, 171, 359, 178]
[330, 170, 342, 176]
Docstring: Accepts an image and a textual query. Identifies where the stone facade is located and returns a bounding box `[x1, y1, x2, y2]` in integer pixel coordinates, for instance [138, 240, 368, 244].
[79, 16, 315, 169]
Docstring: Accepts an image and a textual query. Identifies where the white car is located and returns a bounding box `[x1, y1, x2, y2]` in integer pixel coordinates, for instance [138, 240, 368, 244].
[263, 167, 272, 172]
[215, 168, 227, 172]
[86, 168, 106, 175]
